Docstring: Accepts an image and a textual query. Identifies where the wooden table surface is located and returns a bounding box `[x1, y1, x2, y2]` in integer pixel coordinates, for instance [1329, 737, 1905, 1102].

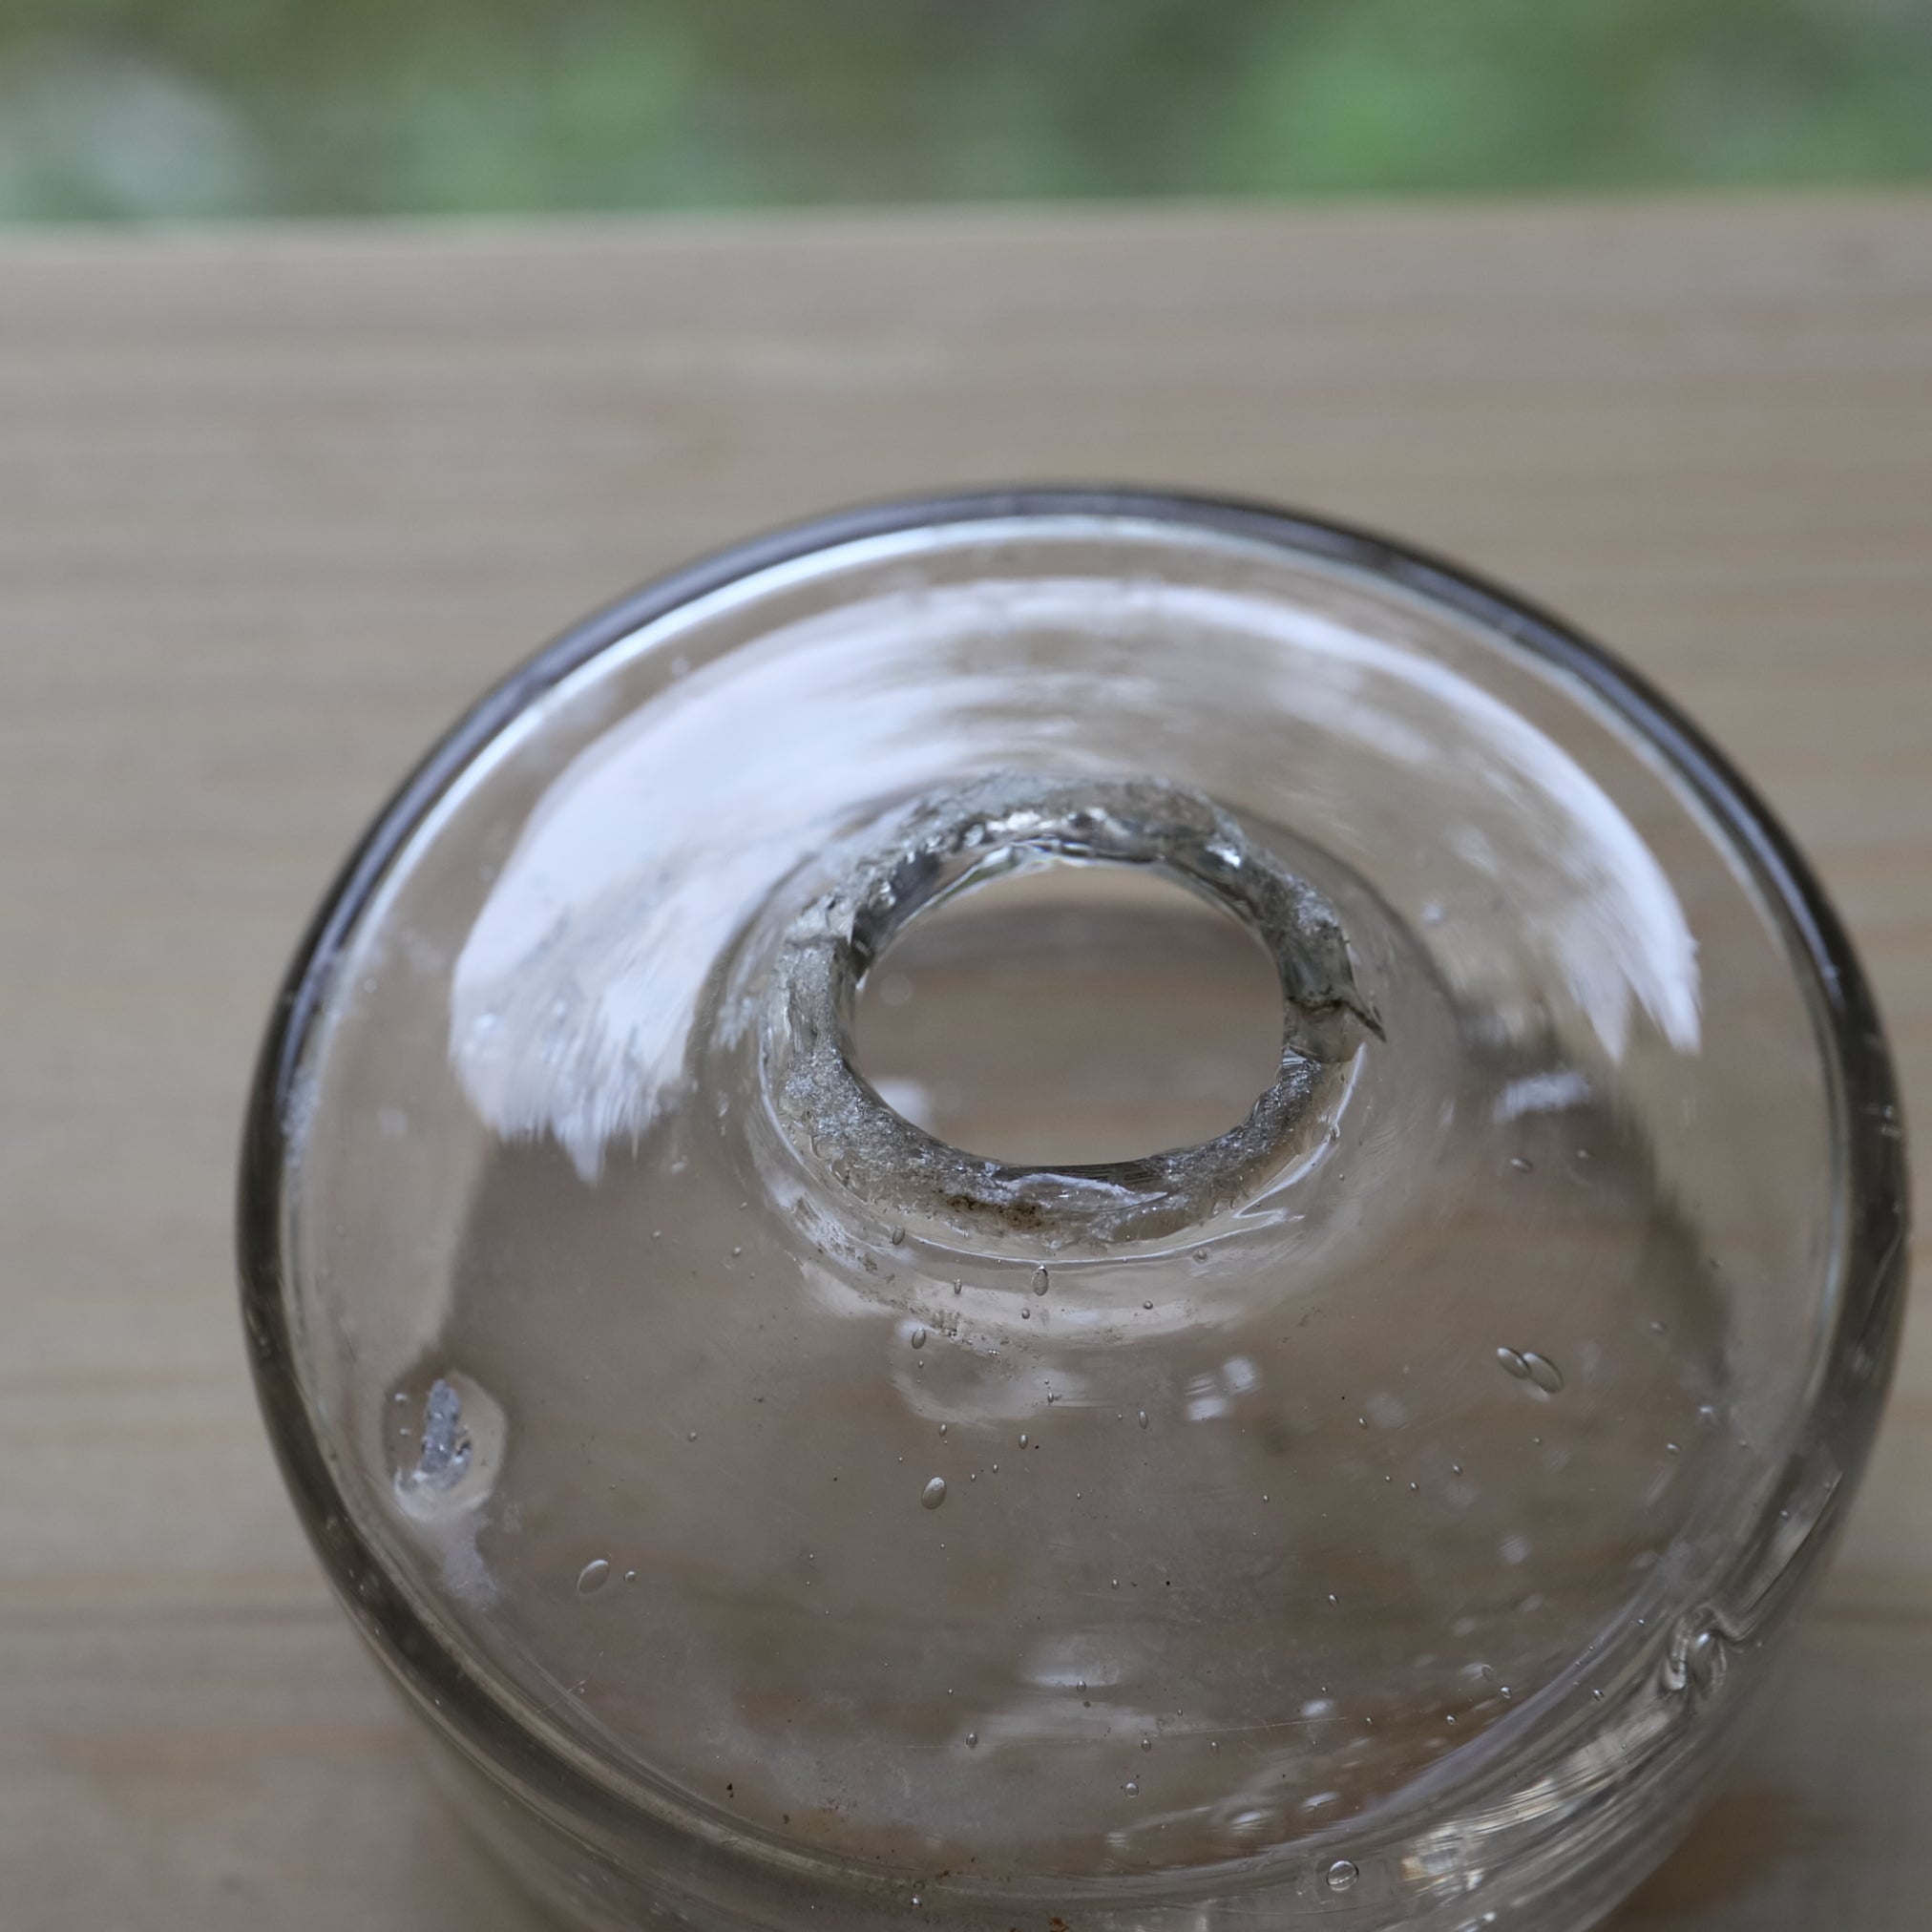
[3, 195, 1928, 1930]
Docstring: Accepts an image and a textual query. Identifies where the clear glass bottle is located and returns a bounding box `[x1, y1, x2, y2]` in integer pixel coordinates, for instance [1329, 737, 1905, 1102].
[241, 491, 1906, 1931]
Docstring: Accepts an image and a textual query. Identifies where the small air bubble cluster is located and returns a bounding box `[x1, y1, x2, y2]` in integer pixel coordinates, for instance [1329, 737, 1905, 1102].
[1497, 1347, 1564, 1393]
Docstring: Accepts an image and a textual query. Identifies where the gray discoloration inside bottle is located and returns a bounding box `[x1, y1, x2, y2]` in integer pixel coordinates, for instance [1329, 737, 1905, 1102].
[766, 773, 1381, 1244]
[414, 1376, 471, 1488]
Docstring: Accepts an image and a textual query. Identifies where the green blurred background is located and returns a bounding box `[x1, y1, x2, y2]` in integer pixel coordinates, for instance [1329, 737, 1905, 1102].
[3, 0, 1930, 222]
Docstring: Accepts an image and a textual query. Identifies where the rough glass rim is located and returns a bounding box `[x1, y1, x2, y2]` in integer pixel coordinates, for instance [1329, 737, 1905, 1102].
[237, 486, 1908, 1913]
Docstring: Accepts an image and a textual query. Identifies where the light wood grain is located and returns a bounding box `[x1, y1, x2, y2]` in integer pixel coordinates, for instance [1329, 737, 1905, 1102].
[2, 195, 1928, 1930]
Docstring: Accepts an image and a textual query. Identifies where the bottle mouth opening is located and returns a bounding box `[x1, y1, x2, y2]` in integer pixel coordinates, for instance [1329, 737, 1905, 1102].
[850, 847, 1288, 1167]
[765, 771, 1382, 1247]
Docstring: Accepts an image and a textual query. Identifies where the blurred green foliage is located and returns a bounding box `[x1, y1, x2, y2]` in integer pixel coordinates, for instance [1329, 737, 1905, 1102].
[2, 0, 1930, 220]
